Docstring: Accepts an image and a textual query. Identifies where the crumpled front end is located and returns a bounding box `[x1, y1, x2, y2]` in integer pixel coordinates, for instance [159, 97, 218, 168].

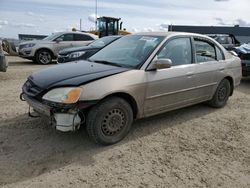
[20, 79, 94, 132]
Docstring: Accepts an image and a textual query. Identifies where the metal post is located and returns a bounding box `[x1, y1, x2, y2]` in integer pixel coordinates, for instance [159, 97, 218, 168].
[95, 0, 97, 31]
[80, 18, 82, 31]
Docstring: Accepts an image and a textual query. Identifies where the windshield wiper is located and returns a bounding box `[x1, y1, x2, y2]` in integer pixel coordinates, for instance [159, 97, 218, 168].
[90, 60, 123, 67]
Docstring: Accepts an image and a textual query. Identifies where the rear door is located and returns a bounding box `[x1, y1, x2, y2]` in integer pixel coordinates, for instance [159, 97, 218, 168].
[54, 33, 74, 54]
[192, 37, 224, 99]
[144, 37, 197, 116]
[73, 34, 95, 47]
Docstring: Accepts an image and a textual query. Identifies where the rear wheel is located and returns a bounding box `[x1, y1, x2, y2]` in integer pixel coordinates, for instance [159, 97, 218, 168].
[35, 49, 52, 64]
[86, 97, 133, 145]
[209, 79, 231, 108]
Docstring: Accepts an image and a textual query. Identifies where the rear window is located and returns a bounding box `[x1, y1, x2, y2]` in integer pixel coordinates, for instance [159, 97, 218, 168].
[74, 34, 94, 41]
[215, 36, 233, 44]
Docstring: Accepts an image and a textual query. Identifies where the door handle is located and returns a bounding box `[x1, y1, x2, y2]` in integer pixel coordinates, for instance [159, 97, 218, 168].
[219, 67, 225, 71]
[186, 72, 194, 77]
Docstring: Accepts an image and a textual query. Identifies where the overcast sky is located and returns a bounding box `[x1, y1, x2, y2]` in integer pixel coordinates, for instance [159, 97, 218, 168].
[0, 0, 250, 38]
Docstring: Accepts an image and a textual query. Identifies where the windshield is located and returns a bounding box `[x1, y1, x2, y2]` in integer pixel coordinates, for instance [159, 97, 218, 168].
[89, 35, 164, 68]
[89, 37, 119, 48]
[42, 33, 62, 41]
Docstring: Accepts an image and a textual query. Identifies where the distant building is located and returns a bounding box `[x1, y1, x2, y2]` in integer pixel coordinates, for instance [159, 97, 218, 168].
[168, 25, 250, 44]
[18, 34, 47, 41]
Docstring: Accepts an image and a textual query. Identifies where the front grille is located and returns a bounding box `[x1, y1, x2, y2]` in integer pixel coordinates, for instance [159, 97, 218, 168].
[22, 79, 43, 97]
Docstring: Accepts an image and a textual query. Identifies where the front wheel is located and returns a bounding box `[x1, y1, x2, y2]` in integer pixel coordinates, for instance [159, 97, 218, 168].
[86, 97, 133, 145]
[208, 79, 231, 108]
[35, 49, 52, 64]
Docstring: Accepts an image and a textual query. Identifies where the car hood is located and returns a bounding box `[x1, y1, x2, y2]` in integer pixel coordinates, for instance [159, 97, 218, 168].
[59, 46, 99, 55]
[27, 60, 130, 91]
[19, 40, 37, 45]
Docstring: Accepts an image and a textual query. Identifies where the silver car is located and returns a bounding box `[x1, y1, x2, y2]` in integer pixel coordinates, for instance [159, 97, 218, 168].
[21, 32, 242, 145]
[18, 32, 98, 64]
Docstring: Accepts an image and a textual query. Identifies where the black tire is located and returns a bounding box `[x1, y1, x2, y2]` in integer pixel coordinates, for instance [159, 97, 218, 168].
[86, 97, 133, 145]
[209, 79, 231, 108]
[35, 49, 52, 64]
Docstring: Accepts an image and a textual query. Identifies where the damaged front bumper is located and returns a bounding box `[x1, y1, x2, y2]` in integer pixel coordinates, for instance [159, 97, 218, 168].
[21, 93, 85, 132]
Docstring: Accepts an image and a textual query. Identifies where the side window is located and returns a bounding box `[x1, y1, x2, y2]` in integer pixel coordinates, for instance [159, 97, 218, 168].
[74, 34, 94, 41]
[216, 46, 224, 61]
[194, 39, 216, 63]
[57, 34, 74, 41]
[157, 37, 192, 66]
[227, 37, 233, 44]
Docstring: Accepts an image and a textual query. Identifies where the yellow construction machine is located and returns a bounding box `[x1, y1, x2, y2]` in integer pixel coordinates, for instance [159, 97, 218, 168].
[90, 16, 130, 37]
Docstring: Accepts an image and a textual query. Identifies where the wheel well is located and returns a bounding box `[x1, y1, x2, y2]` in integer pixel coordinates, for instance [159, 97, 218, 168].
[103, 93, 138, 119]
[35, 48, 56, 59]
[224, 76, 234, 96]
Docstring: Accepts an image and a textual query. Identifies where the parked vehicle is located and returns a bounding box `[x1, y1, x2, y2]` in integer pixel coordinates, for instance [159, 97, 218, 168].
[18, 32, 98, 64]
[20, 32, 242, 145]
[90, 16, 130, 38]
[57, 36, 121, 63]
[234, 43, 250, 77]
[0, 41, 8, 72]
[208, 34, 240, 50]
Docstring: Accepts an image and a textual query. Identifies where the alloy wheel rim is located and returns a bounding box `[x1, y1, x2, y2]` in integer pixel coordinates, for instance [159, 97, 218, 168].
[39, 52, 51, 64]
[101, 108, 126, 136]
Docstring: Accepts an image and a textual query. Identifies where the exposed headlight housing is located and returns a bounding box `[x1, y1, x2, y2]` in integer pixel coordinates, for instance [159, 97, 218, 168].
[68, 51, 86, 59]
[22, 43, 36, 48]
[42, 87, 82, 104]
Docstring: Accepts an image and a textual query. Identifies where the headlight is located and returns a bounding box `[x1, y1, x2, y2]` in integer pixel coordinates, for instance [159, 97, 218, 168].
[68, 51, 86, 59]
[42, 87, 82, 104]
[22, 43, 36, 48]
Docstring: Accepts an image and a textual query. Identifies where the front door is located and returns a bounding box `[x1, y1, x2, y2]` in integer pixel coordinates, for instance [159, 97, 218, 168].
[144, 37, 197, 117]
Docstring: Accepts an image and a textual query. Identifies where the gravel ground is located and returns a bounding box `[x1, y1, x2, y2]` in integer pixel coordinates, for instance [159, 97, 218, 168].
[0, 56, 250, 188]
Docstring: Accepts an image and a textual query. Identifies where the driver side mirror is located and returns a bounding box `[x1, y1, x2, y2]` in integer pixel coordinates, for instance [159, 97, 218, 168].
[55, 38, 63, 43]
[147, 58, 172, 71]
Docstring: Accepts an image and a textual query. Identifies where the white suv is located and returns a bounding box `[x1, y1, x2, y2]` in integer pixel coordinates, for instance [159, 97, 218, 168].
[18, 32, 98, 64]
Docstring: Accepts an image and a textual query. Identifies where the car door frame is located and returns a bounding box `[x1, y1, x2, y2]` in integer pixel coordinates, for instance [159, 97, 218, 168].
[190, 36, 225, 100]
[73, 34, 95, 47]
[53, 33, 74, 54]
[143, 35, 200, 117]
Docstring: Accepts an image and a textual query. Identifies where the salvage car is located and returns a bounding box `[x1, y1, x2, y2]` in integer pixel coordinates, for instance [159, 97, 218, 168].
[0, 40, 8, 72]
[57, 35, 121, 63]
[234, 43, 250, 77]
[18, 32, 98, 64]
[20, 32, 242, 145]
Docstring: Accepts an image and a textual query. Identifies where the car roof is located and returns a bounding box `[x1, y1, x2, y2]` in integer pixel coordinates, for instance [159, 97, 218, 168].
[53, 31, 98, 38]
[133, 31, 212, 38]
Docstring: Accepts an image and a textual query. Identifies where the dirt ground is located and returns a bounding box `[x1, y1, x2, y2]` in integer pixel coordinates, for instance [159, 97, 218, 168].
[0, 56, 250, 188]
